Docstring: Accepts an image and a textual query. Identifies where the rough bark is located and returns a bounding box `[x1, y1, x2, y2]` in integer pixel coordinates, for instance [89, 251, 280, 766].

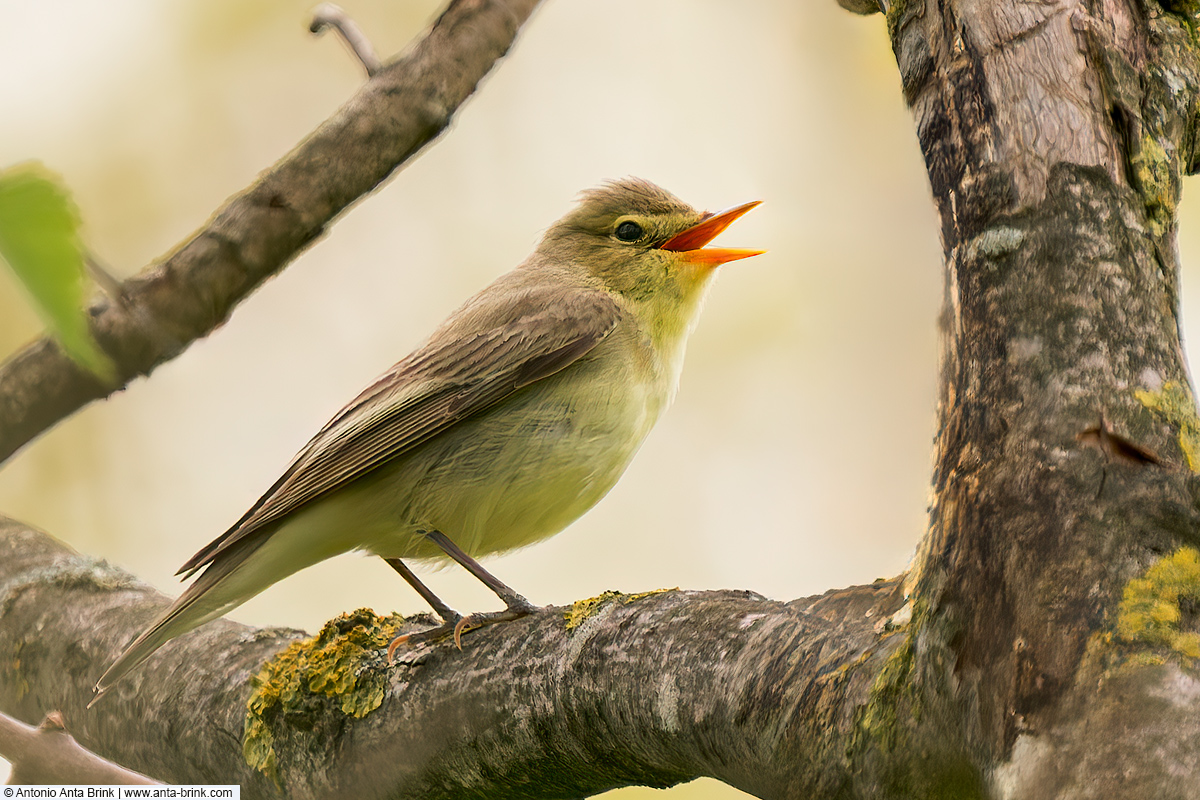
[0, 0, 543, 465]
[883, 0, 1200, 796]
[0, 517, 908, 798]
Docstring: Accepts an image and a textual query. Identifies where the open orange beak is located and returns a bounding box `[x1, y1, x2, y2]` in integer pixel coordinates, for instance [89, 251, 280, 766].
[657, 200, 764, 266]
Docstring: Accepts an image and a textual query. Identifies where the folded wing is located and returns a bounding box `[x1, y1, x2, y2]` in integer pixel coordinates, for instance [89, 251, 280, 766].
[177, 288, 623, 577]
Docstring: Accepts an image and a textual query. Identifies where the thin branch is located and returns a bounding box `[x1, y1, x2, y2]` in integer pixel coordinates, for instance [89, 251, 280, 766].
[0, 711, 157, 785]
[0, 0, 543, 465]
[310, 3, 383, 76]
[0, 516, 908, 799]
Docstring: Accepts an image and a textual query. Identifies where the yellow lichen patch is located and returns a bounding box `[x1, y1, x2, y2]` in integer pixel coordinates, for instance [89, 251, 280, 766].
[565, 590, 623, 630]
[815, 647, 876, 687]
[1129, 135, 1175, 236]
[1135, 381, 1200, 471]
[1117, 547, 1200, 663]
[886, 0, 908, 38]
[854, 623, 917, 753]
[564, 588, 677, 631]
[243, 608, 405, 782]
[623, 587, 677, 604]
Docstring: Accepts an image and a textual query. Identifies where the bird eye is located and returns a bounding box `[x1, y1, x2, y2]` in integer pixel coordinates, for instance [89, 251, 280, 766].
[614, 220, 644, 242]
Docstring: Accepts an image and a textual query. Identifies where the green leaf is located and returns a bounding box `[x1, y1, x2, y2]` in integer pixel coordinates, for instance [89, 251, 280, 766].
[0, 162, 115, 381]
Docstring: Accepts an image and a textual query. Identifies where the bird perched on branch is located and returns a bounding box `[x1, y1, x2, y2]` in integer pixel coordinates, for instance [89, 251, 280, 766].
[92, 178, 763, 703]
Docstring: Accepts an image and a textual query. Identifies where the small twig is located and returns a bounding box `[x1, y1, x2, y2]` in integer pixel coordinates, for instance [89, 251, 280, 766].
[310, 3, 382, 77]
[0, 710, 159, 785]
[86, 251, 188, 360]
[85, 251, 128, 306]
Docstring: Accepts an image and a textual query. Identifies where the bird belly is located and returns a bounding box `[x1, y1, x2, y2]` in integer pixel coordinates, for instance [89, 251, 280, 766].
[312, 365, 665, 562]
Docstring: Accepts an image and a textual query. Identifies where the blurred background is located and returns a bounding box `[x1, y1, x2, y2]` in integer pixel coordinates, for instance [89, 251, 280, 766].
[0, 0, 1088, 794]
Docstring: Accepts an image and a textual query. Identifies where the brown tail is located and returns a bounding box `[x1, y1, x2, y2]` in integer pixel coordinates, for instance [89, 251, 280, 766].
[90, 538, 265, 707]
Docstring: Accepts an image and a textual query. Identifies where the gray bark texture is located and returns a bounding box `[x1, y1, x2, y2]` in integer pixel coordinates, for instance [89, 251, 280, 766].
[0, 518, 908, 797]
[4, 0, 1200, 797]
[889, 0, 1200, 796]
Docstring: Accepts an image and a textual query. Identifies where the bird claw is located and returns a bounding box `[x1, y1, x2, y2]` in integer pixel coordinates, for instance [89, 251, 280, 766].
[386, 602, 537, 662]
[452, 617, 476, 650]
[386, 614, 461, 663]
[386, 632, 415, 664]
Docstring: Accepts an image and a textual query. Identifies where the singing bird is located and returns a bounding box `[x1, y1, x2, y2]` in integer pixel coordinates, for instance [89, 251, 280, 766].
[92, 178, 762, 702]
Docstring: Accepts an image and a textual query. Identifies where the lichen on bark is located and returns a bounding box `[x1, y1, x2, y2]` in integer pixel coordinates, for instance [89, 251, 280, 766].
[1136, 381, 1200, 470]
[1117, 546, 1200, 661]
[243, 608, 404, 784]
[563, 588, 677, 630]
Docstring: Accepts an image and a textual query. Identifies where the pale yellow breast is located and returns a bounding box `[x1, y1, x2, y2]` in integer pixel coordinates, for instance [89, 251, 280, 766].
[404, 330, 667, 557]
[291, 323, 668, 562]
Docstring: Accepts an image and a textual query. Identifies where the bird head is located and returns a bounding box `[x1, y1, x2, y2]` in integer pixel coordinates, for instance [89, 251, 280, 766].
[539, 178, 763, 342]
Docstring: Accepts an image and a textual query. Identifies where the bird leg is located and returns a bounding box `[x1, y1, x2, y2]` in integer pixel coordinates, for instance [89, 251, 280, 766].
[382, 557, 461, 623]
[386, 530, 538, 660]
[422, 530, 535, 608]
[383, 556, 463, 663]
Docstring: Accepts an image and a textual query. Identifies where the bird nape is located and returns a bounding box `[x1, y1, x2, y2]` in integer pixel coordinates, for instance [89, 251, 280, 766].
[90, 178, 763, 704]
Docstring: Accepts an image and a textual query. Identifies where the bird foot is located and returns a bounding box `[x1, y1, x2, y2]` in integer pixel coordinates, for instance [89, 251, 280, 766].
[386, 597, 537, 662]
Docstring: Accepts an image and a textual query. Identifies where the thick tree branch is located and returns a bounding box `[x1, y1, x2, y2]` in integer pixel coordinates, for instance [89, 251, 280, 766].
[0, 517, 909, 798]
[0, 0, 542, 465]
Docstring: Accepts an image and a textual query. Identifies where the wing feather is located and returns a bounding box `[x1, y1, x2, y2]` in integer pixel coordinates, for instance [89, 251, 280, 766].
[178, 288, 622, 577]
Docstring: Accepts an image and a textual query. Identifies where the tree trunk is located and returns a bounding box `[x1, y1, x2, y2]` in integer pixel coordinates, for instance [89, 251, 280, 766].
[880, 0, 1200, 794]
